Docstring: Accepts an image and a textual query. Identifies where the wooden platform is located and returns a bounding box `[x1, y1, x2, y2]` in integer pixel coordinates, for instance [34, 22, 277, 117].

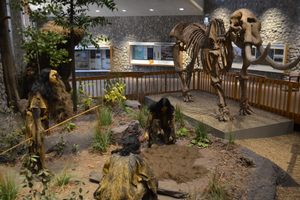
[145, 91, 294, 139]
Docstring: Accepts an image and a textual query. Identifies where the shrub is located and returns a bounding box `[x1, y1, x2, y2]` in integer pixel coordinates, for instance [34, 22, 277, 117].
[97, 106, 112, 127]
[0, 173, 18, 200]
[176, 127, 189, 138]
[174, 105, 184, 127]
[54, 169, 72, 187]
[191, 123, 210, 148]
[92, 129, 111, 153]
[204, 173, 228, 200]
[136, 106, 149, 128]
[104, 81, 126, 104]
[64, 122, 76, 132]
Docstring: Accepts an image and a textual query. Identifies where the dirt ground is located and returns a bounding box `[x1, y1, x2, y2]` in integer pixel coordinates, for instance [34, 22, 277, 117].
[237, 132, 300, 199]
[0, 111, 260, 200]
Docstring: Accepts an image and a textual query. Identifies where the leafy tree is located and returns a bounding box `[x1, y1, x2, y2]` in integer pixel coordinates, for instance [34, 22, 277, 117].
[21, 0, 116, 111]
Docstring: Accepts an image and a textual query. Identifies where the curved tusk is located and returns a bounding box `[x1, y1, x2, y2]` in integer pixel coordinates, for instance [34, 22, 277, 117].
[259, 46, 300, 70]
[244, 43, 270, 65]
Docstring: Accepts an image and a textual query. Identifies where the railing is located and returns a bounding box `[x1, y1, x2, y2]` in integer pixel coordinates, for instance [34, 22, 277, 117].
[73, 69, 300, 124]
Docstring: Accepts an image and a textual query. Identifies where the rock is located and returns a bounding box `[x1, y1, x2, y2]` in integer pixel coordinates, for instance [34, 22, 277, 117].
[89, 171, 102, 184]
[111, 124, 128, 144]
[124, 100, 141, 109]
[110, 120, 141, 144]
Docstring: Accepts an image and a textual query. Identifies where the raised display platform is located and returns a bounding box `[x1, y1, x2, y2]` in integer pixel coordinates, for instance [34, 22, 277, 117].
[145, 91, 294, 139]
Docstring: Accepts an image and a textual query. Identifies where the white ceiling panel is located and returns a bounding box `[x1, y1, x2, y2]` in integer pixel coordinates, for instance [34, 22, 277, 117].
[87, 0, 204, 17]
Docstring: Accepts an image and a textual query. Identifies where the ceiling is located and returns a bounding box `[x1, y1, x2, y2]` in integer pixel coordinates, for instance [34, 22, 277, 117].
[87, 0, 204, 17]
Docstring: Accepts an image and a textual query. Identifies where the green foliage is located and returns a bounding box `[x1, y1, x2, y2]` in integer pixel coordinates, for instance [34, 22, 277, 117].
[92, 129, 111, 153]
[62, 181, 88, 200]
[71, 144, 80, 154]
[176, 127, 189, 138]
[191, 123, 211, 148]
[97, 107, 112, 127]
[228, 132, 235, 145]
[54, 169, 72, 187]
[78, 82, 94, 110]
[64, 122, 76, 132]
[104, 81, 126, 104]
[174, 105, 184, 127]
[22, 27, 69, 67]
[0, 173, 18, 200]
[127, 106, 149, 128]
[21, 154, 53, 199]
[204, 173, 228, 200]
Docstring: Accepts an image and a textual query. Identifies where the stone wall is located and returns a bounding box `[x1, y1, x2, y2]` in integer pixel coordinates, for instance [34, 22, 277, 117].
[89, 15, 202, 71]
[205, 0, 300, 66]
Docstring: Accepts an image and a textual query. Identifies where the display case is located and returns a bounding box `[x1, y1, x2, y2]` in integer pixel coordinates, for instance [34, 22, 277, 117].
[232, 43, 288, 65]
[75, 45, 111, 72]
[129, 42, 175, 66]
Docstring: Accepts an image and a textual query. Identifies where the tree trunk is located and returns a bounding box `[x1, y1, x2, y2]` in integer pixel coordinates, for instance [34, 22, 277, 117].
[70, 0, 77, 112]
[0, 0, 20, 110]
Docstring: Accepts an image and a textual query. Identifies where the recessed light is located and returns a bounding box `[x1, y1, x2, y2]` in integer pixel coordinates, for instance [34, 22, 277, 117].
[179, 8, 184, 11]
[149, 8, 154, 12]
[122, 9, 127, 12]
[95, 10, 100, 13]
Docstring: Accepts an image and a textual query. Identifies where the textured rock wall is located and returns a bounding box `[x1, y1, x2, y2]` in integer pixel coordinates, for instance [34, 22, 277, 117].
[205, 0, 300, 67]
[89, 15, 202, 71]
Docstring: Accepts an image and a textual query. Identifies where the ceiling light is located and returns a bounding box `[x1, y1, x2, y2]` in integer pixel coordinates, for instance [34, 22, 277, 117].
[95, 10, 100, 13]
[179, 8, 184, 11]
[122, 9, 127, 12]
[149, 8, 154, 12]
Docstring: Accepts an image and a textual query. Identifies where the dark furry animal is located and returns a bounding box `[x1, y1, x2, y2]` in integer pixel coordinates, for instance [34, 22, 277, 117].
[147, 98, 176, 147]
[29, 68, 72, 122]
[111, 134, 141, 156]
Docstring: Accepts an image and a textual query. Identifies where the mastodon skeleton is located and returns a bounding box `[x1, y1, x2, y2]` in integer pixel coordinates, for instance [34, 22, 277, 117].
[170, 9, 300, 121]
[170, 18, 234, 121]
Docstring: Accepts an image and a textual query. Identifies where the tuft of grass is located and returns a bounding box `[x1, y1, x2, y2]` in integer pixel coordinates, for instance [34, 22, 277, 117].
[97, 106, 112, 127]
[204, 173, 228, 200]
[228, 132, 235, 145]
[191, 123, 210, 148]
[174, 104, 185, 127]
[54, 169, 72, 187]
[0, 172, 18, 200]
[92, 129, 111, 153]
[128, 106, 149, 128]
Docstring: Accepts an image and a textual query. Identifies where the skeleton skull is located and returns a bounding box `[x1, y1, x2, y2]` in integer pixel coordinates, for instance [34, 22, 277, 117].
[230, 9, 262, 47]
[229, 8, 300, 70]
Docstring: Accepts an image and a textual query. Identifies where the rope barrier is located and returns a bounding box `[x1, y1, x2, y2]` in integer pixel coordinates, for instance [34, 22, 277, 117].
[0, 104, 101, 156]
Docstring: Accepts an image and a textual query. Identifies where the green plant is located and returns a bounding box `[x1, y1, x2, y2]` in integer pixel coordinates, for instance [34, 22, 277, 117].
[191, 123, 210, 148]
[22, 27, 69, 68]
[104, 81, 126, 104]
[176, 127, 189, 138]
[21, 154, 53, 199]
[64, 122, 76, 132]
[174, 104, 185, 127]
[92, 129, 111, 153]
[204, 173, 228, 200]
[228, 132, 235, 145]
[97, 106, 112, 127]
[135, 106, 149, 128]
[54, 169, 72, 187]
[0, 172, 18, 200]
[71, 144, 80, 154]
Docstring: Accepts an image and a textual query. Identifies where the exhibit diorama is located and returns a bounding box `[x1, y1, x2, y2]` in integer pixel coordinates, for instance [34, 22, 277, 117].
[0, 0, 300, 199]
